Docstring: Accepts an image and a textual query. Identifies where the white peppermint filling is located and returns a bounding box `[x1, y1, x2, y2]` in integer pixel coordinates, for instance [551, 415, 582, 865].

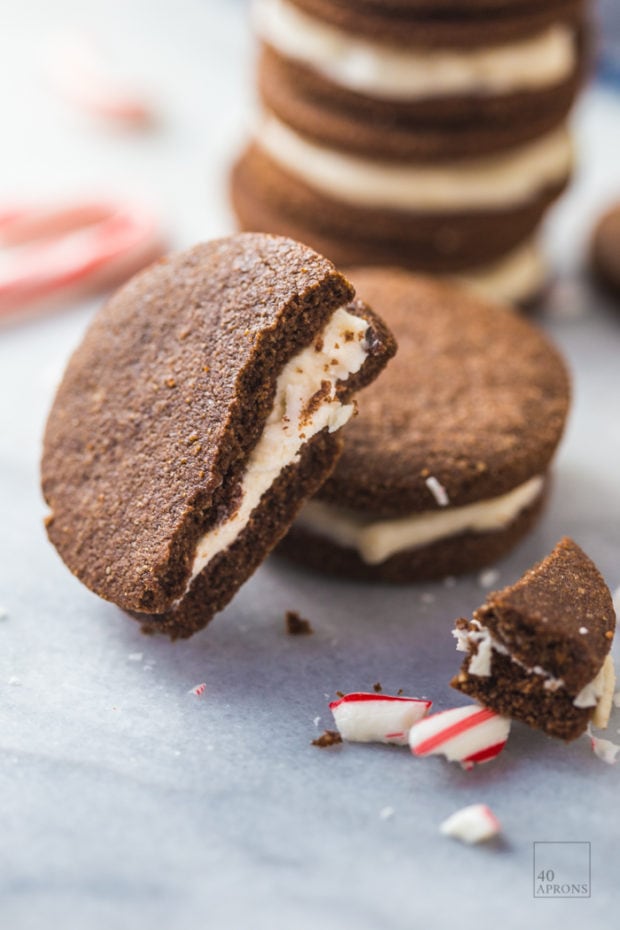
[254, 0, 576, 99]
[296, 475, 544, 565]
[257, 115, 573, 212]
[455, 622, 616, 727]
[184, 307, 369, 590]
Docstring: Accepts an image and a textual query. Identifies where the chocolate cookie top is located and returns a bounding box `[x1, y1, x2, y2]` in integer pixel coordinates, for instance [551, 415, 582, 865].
[315, 269, 570, 515]
[288, 0, 585, 48]
[42, 234, 393, 616]
[464, 537, 615, 692]
[591, 203, 620, 298]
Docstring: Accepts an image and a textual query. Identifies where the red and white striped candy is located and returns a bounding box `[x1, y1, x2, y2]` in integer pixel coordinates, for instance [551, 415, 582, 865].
[48, 32, 154, 127]
[329, 692, 432, 745]
[0, 201, 165, 318]
[409, 704, 510, 769]
[439, 804, 501, 844]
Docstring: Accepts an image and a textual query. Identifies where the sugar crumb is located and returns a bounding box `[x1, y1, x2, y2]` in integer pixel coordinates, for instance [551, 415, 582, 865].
[425, 475, 449, 507]
[478, 569, 500, 589]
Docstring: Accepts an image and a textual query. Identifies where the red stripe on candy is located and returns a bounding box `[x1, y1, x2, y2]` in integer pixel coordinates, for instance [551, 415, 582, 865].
[463, 741, 507, 764]
[412, 707, 496, 756]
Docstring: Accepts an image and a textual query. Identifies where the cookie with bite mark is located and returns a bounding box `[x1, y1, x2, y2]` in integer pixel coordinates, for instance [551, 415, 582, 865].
[41, 233, 395, 638]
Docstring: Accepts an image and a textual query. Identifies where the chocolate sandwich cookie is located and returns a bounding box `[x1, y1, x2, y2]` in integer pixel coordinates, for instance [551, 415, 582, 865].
[257, 43, 583, 161]
[287, 0, 584, 48]
[278, 269, 570, 581]
[231, 138, 565, 283]
[41, 234, 395, 638]
[451, 538, 616, 740]
[591, 203, 620, 299]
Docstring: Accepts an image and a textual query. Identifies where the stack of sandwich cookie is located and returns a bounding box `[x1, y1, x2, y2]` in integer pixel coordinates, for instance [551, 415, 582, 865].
[279, 269, 570, 581]
[41, 234, 395, 639]
[231, 0, 588, 303]
[452, 538, 616, 740]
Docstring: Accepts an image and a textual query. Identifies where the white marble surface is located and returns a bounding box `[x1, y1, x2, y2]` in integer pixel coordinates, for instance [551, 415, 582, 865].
[1, 2, 620, 928]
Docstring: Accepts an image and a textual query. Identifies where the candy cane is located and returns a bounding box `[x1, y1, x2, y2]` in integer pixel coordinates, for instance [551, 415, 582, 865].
[0, 201, 165, 318]
[48, 32, 153, 127]
[409, 704, 510, 769]
[330, 692, 432, 745]
[439, 804, 501, 844]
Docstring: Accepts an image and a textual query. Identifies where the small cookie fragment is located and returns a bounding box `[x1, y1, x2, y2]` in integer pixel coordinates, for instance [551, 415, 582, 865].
[312, 729, 343, 747]
[330, 692, 432, 745]
[285, 610, 314, 635]
[451, 537, 617, 740]
[440, 804, 501, 845]
[409, 704, 511, 769]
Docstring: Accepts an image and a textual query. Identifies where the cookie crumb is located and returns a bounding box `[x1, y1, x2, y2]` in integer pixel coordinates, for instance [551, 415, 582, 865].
[285, 610, 313, 635]
[312, 730, 342, 748]
[373, 682, 383, 693]
[335, 690, 345, 698]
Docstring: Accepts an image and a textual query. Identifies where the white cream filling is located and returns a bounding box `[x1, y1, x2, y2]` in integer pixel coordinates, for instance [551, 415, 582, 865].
[257, 116, 573, 211]
[455, 623, 616, 728]
[454, 239, 546, 306]
[185, 307, 369, 588]
[254, 0, 576, 99]
[296, 475, 544, 565]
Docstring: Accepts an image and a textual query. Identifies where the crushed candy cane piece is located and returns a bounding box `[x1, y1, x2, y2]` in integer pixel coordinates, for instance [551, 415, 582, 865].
[425, 475, 449, 507]
[48, 32, 154, 126]
[409, 704, 510, 769]
[0, 201, 165, 318]
[379, 806, 395, 821]
[189, 683, 207, 697]
[590, 734, 620, 764]
[440, 804, 501, 844]
[478, 569, 500, 589]
[330, 692, 432, 745]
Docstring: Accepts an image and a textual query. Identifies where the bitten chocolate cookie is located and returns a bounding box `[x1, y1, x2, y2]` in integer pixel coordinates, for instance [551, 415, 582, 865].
[278, 269, 570, 581]
[41, 234, 395, 638]
[591, 202, 620, 299]
[451, 538, 616, 740]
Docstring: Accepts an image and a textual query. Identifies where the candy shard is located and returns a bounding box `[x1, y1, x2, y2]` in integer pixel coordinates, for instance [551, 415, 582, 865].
[590, 734, 620, 765]
[409, 704, 510, 766]
[330, 691, 431, 745]
[440, 804, 501, 844]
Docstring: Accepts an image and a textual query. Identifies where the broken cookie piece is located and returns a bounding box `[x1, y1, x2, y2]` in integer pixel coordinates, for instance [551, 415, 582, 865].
[451, 537, 616, 740]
